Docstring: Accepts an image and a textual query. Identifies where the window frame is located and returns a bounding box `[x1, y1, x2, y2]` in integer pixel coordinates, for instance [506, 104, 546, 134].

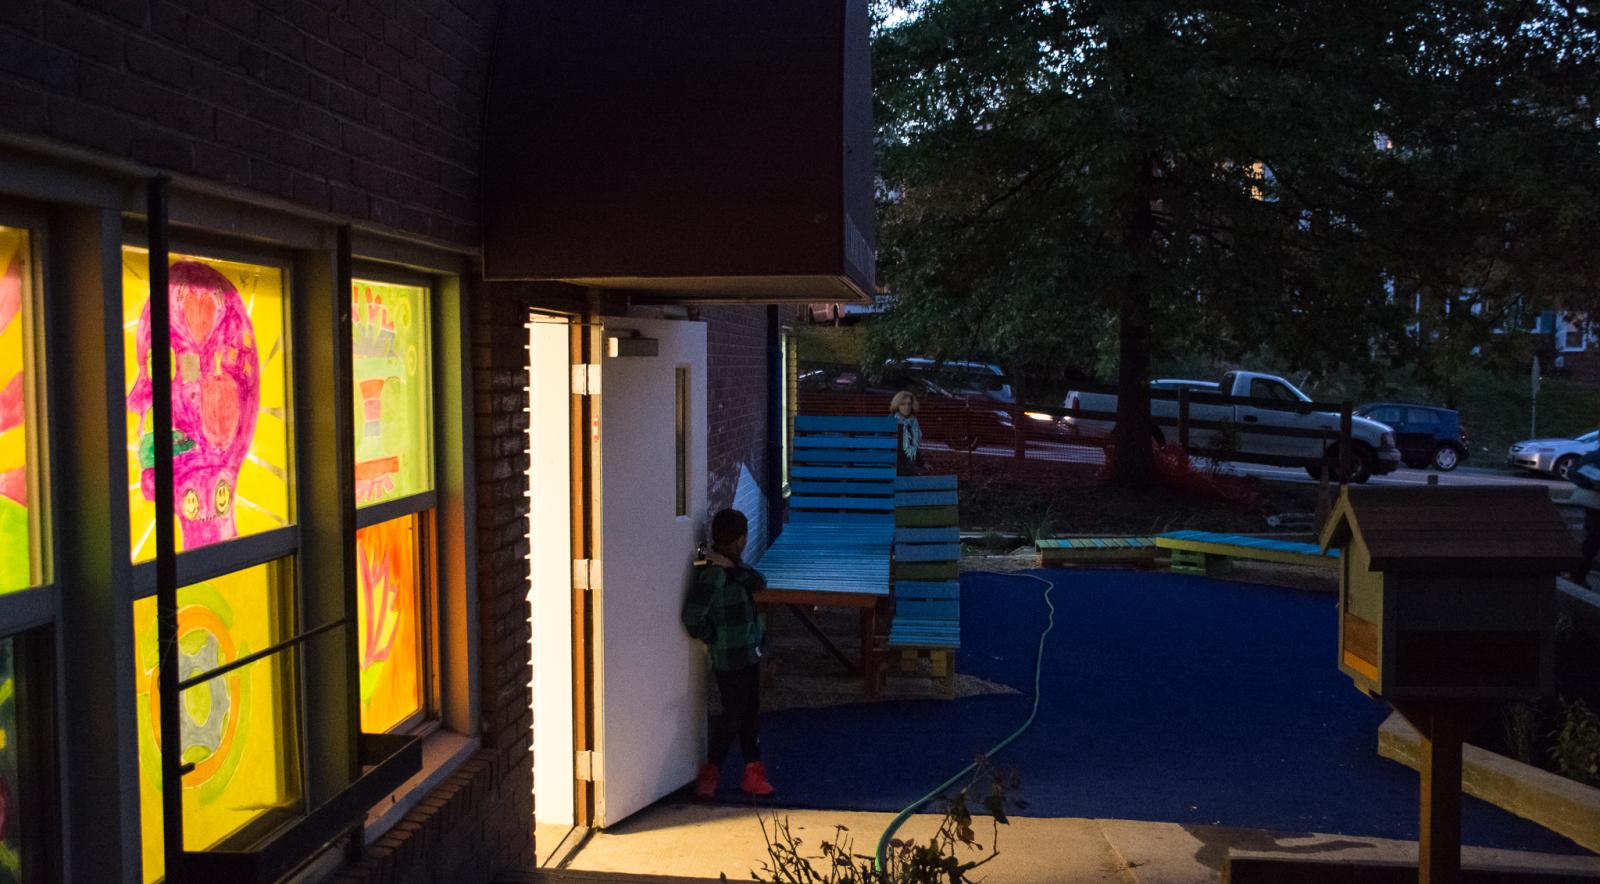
[117, 230, 301, 574]
[0, 158, 479, 879]
[117, 230, 312, 874]
[0, 206, 62, 883]
[349, 265, 444, 739]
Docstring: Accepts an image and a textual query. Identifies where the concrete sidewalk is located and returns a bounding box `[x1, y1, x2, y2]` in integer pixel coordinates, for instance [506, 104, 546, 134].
[534, 804, 1600, 883]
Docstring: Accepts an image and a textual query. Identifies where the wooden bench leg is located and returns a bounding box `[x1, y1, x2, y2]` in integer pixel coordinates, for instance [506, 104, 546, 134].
[937, 650, 956, 697]
[860, 606, 879, 696]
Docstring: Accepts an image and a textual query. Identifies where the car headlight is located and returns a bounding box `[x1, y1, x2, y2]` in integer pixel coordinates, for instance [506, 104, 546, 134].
[1024, 411, 1054, 422]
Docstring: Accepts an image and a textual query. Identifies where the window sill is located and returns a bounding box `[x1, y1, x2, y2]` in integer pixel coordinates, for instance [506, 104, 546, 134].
[362, 730, 480, 844]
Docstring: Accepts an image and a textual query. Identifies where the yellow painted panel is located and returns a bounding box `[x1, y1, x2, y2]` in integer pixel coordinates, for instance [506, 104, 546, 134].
[123, 248, 294, 562]
[356, 514, 424, 732]
[134, 561, 301, 883]
[0, 227, 34, 593]
[352, 280, 432, 506]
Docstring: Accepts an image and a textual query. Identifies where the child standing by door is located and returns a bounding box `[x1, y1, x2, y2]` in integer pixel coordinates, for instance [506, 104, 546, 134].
[681, 508, 776, 799]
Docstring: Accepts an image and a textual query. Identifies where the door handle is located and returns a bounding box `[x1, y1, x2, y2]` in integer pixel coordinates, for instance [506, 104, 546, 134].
[1242, 415, 1258, 423]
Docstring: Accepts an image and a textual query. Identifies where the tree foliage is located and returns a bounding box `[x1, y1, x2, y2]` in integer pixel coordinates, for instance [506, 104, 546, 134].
[871, 0, 1600, 485]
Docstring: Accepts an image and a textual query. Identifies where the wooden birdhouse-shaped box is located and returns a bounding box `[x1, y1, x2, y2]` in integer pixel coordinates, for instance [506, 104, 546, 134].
[1318, 486, 1579, 701]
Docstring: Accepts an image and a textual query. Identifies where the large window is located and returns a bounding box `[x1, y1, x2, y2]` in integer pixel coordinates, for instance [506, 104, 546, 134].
[121, 249, 294, 562]
[0, 219, 56, 883]
[0, 228, 43, 593]
[122, 245, 303, 883]
[352, 278, 433, 734]
[131, 563, 302, 882]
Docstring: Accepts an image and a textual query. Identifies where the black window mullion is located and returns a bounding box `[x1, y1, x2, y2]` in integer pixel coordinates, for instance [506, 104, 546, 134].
[354, 491, 438, 530]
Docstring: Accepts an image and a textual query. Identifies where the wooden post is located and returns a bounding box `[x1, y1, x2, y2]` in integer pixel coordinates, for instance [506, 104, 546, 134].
[1417, 706, 1464, 884]
[1177, 388, 1190, 451]
[1012, 404, 1025, 462]
[1339, 403, 1353, 486]
[1394, 702, 1489, 884]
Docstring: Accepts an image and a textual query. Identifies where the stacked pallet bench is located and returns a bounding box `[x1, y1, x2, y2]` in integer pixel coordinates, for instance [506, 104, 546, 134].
[754, 415, 898, 694]
[889, 474, 961, 692]
[1036, 536, 1160, 568]
[1154, 530, 1339, 574]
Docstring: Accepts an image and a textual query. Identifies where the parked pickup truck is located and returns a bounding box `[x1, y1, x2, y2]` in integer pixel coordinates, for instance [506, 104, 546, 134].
[1062, 371, 1402, 482]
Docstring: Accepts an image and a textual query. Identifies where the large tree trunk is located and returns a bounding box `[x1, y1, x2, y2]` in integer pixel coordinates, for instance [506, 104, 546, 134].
[1108, 158, 1157, 488]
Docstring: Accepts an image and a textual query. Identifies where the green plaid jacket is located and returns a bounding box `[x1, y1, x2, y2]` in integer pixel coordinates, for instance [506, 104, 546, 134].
[681, 559, 767, 671]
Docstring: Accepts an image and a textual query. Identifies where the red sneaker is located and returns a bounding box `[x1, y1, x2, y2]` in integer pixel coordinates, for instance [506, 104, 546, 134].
[694, 762, 719, 800]
[741, 761, 776, 797]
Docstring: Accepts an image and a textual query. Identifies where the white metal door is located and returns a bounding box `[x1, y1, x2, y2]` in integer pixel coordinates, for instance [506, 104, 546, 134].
[594, 318, 708, 827]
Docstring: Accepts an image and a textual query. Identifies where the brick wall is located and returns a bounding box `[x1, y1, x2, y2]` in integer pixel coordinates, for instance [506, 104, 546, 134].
[334, 287, 536, 883]
[702, 305, 773, 514]
[0, 0, 493, 245]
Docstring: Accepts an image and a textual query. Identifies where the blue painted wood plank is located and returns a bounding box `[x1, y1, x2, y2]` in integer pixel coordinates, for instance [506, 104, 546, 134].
[790, 481, 896, 497]
[793, 449, 898, 464]
[894, 580, 960, 599]
[895, 527, 961, 544]
[894, 475, 958, 491]
[791, 496, 897, 511]
[895, 490, 959, 507]
[896, 599, 959, 620]
[794, 435, 896, 450]
[796, 416, 899, 433]
[791, 465, 897, 481]
[770, 529, 893, 545]
[788, 510, 895, 525]
[895, 543, 960, 562]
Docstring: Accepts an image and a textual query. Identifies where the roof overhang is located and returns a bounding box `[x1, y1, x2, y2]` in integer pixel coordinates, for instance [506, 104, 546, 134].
[481, 2, 876, 306]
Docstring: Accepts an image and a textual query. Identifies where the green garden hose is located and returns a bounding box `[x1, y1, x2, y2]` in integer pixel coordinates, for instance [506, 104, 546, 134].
[873, 571, 1059, 871]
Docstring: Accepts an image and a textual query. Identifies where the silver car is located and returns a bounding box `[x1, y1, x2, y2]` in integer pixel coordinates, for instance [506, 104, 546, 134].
[1508, 430, 1600, 480]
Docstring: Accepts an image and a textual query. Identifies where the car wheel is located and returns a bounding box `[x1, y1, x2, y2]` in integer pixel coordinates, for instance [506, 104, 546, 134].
[1555, 454, 1577, 481]
[1311, 445, 1374, 484]
[1431, 445, 1460, 472]
[1350, 446, 1376, 484]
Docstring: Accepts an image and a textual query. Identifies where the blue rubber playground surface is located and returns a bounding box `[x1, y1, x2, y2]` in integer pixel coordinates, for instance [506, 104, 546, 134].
[757, 569, 1590, 854]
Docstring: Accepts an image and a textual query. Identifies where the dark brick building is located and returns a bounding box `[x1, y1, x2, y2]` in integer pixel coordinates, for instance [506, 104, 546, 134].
[0, 1, 861, 881]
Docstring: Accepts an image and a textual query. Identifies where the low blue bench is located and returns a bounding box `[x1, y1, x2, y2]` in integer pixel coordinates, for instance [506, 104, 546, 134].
[888, 474, 961, 689]
[756, 415, 899, 693]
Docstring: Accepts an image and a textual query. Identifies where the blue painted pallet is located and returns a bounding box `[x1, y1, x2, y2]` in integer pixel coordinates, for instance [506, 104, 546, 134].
[793, 465, 897, 481]
[796, 415, 901, 433]
[889, 473, 962, 654]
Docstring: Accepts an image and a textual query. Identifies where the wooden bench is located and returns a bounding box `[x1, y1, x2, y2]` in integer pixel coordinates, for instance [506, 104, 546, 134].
[1036, 536, 1160, 568]
[1154, 530, 1339, 574]
[888, 474, 961, 690]
[755, 415, 899, 694]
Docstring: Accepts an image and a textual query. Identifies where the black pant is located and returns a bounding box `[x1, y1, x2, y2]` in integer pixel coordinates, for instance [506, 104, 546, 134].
[709, 663, 761, 765]
[1578, 509, 1600, 584]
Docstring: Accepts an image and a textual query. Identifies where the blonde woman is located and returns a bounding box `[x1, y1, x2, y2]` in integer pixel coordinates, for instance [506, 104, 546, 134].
[890, 390, 923, 474]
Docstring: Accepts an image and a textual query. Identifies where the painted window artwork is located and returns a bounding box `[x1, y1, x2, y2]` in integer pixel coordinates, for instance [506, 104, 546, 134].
[133, 562, 301, 883]
[123, 248, 293, 563]
[0, 229, 34, 594]
[356, 514, 424, 733]
[352, 280, 432, 507]
[0, 637, 20, 884]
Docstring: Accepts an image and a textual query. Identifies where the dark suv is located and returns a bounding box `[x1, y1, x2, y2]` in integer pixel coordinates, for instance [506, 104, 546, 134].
[1354, 403, 1469, 471]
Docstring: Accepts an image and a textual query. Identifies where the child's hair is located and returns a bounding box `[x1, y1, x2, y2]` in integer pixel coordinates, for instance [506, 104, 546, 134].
[890, 390, 920, 414]
[710, 508, 748, 547]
